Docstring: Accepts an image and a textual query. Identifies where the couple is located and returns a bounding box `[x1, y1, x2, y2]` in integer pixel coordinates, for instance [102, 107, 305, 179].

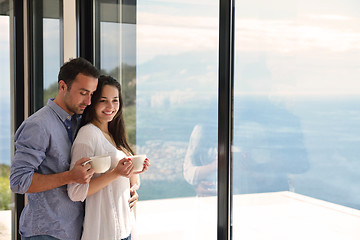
[10, 58, 150, 240]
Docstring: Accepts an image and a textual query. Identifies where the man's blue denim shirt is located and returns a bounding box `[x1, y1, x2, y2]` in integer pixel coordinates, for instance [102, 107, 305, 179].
[10, 99, 83, 240]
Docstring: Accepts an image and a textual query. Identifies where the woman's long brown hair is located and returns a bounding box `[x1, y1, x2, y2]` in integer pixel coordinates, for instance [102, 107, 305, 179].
[80, 75, 134, 155]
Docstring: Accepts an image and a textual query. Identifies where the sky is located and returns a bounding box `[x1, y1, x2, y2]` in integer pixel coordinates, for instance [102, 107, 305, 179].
[1, 0, 360, 106]
[135, 0, 360, 96]
[43, 19, 61, 89]
[0, 16, 10, 101]
[1, 0, 359, 128]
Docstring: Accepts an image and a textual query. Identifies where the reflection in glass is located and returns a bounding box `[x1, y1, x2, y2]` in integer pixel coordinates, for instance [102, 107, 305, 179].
[233, 0, 360, 239]
[184, 112, 218, 197]
[136, 0, 219, 238]
[233, 96, 309, 194]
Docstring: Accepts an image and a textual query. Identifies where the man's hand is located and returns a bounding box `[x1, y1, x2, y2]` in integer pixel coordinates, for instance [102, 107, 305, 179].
[129, 185, 139, 210]
[26, 158, 95, 193]
[69, 158, 96, 184]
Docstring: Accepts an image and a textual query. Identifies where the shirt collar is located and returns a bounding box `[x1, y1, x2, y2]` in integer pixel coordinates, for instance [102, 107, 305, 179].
[47, 99, 80, 122]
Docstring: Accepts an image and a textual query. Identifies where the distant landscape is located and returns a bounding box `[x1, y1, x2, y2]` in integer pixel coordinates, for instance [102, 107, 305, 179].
[136, 94, 360, 210]
[1, 60, 360, 212]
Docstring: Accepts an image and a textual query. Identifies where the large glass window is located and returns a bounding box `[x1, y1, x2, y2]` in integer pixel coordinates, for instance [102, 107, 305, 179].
[96, 0, 137, 145]
[136, 1, 219, 238]
[97, 0, 219, 238]
[42, 0, 62, 105]
[8, 0, 360, 238]
[136, 1, 218, 238]
[233, 0, 360, 239]
[30, 0, 62, 111]
[0, 0, 12, 239]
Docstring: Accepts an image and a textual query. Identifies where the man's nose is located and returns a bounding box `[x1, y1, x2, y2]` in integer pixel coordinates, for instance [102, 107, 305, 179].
[85, 94, 92, 105]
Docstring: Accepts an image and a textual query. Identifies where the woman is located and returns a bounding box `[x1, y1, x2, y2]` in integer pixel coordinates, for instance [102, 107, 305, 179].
[68, 75, 150, 240]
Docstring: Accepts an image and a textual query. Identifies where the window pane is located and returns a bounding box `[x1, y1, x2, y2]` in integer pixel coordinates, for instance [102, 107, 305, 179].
[97, 0, 219, 238]
[97, 0, 136, 145]
[233, 0, 360, 239]
[43, 0, 62, 105]
[136, 1, 219, 238]
[0, 1, 12, 238]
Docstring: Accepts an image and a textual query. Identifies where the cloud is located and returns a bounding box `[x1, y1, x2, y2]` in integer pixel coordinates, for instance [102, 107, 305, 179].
[137, 9, 360, 95]
[137, 11, 218, 64]
[235, 15, 360, 53]
[138, 10, 360, 57]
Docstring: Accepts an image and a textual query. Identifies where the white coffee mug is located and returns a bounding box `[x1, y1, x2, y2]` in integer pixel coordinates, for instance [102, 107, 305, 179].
[128, 154, 147, 172]
[82, 155, 111, 173]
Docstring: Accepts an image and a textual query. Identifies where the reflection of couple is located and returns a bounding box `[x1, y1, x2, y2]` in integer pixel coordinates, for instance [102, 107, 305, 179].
[183, 124, 218, 197]
[184, 97, 309, 196]
[10, 58, 150, 240]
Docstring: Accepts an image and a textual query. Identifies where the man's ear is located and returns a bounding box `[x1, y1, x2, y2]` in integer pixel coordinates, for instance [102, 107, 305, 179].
[58, 80, 68, 92]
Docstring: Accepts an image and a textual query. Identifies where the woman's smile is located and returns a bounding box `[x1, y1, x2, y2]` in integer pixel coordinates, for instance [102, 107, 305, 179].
[103, 111, 115, 116]
[94, 85, 120, 125]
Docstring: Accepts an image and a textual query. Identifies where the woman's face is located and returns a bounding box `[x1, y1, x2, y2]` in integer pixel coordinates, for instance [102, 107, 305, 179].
[94, 84, 120, 124]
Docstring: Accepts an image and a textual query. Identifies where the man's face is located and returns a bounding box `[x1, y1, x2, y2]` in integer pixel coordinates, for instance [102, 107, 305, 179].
[63, 73, 98, 115]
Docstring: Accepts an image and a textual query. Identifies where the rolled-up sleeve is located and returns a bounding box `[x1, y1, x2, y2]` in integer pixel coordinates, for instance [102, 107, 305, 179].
[10, 121, 48, 194]
[68, 142, 94, 202]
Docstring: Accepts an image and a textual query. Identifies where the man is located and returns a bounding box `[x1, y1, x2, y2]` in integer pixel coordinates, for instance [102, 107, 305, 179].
[10, 58, 99, 240]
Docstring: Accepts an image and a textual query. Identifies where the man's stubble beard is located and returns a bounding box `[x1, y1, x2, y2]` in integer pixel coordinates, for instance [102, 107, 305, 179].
[64, 93, 86, 115]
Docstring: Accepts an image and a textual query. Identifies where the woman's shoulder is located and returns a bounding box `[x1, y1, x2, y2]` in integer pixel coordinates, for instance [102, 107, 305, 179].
[78, 123, 100, 132]
[75, 123, 101, 141]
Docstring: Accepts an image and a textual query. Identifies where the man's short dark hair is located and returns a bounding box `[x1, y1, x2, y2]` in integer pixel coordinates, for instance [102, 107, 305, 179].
[58, 57, 100, 89]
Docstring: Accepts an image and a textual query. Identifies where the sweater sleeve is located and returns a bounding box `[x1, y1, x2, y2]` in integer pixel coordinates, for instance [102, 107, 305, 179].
[67, 126, 96, 202]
